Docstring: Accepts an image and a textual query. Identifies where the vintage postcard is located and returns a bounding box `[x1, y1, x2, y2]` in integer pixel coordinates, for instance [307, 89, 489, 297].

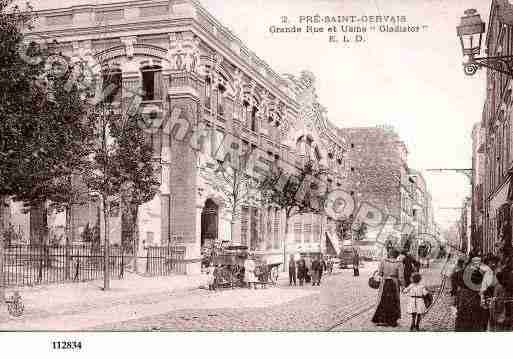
[0, 0, 511, 350]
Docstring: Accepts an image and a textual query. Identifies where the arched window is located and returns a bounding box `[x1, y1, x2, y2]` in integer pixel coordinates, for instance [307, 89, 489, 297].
[102, 68, 122, 103]
[141, 65, 162, 101]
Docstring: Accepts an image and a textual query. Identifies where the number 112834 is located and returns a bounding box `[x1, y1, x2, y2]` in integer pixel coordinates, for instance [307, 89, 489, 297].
[52, 341, 83, 350]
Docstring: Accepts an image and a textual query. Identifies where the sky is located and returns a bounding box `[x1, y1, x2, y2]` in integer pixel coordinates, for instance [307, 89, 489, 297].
[24, 0, 493, 233]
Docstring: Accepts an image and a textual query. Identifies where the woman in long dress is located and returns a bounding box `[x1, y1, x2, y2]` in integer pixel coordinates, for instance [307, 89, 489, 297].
[453, 257, 488, 331]
[244, 254, 257, 289]
[371, 248, 405, 327]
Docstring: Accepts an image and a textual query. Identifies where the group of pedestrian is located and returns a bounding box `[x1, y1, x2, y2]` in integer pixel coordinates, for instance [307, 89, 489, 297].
[450, 254, 513, 331]
[371, 248, 425, 330]
[288, 254, 327, 286]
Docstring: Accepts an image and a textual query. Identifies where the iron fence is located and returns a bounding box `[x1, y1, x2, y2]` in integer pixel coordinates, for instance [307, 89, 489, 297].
[145, 246, 187, 275]
[2, 244, 130, 287]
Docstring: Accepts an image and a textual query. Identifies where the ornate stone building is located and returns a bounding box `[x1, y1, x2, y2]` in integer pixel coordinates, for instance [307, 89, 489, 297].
[25, 0, 349, 273]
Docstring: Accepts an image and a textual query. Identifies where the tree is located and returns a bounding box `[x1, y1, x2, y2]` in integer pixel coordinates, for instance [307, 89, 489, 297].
[200, 148, 262, 243]
[0, 0, 58, 301]
[84, 66, 161, 289]
[109, 113, 160, 255]
[12, 57, 97, 247]
[260, 160, 328, 269]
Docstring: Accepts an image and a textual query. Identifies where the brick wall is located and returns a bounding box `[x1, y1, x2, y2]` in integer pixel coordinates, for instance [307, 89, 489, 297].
[169, 98, 199, 247]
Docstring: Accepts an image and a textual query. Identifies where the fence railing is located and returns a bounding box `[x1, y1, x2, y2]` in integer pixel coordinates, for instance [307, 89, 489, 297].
[2, 244, 188, 288]
[2, 244, 130, 287]
[145, 246, 187, 276]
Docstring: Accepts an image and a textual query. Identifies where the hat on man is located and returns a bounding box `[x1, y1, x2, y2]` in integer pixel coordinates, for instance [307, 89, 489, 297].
[471, 257, 481, 266]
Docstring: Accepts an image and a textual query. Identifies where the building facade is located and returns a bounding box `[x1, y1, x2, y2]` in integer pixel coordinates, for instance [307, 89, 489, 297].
[336, 126, 437, 252]
[472, 122, 485, 255]
[24, 0, 349, 273]
[481, 0, 513, 258]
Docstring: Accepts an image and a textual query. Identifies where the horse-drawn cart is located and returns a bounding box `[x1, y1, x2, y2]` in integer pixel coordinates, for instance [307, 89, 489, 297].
[210, 245, 282, 289]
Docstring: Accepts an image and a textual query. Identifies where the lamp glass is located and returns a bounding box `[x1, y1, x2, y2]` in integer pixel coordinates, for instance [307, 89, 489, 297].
[457, 9, 485, 57]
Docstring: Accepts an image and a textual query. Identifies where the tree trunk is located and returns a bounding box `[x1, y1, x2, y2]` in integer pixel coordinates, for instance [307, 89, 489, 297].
[65, 204, 72, 280]
[30, 201, 48, 245]
[230, 220, 235, 244]
[102, 196, 110, 291]
[131, 205, 140, 273]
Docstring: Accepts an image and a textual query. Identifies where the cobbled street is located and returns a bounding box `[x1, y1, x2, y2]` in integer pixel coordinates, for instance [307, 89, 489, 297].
[90, 261, 454, 331]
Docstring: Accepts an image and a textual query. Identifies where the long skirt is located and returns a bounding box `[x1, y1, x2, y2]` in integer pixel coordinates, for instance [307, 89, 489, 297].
[372, 279, 401, 326]
[455, 288, 488, 331]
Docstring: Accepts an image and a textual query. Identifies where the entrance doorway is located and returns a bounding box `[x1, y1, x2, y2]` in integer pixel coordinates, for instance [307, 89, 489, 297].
[201, 199, 219, 250]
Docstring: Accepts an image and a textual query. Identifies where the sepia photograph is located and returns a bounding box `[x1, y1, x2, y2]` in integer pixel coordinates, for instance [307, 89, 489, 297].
[1, 0, 512, 352]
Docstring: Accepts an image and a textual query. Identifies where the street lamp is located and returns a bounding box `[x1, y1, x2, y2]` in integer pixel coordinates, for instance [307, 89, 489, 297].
[457, 9, 513, 76]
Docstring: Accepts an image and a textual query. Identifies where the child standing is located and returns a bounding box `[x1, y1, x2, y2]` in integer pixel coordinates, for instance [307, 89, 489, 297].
[403, 272, 429, 331]
[207, 265, 217, 291]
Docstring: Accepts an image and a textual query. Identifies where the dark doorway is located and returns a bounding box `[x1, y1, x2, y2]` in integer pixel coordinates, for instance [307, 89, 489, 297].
[201, 199, 219, 249]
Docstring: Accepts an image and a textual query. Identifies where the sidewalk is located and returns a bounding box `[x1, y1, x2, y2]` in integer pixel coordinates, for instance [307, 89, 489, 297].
[0, 261, 378, 330]
[0, 272, 208, 326]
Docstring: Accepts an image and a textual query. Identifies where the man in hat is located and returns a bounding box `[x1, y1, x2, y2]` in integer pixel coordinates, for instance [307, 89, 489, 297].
[288, 254, 297, 286]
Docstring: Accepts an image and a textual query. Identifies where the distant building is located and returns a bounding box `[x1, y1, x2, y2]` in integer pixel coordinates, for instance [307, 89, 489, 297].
[336, 125, 438, 253]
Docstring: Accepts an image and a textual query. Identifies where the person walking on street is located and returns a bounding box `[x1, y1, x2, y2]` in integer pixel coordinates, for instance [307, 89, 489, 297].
[401, 250, 420, 287]
[453, 257, 488, 331]
[311, 256, 321, 286]
[297, 256, 307, 286]
[244, 254, 257, 289]
[450, 257, 467, 296]
[305, 255, 312, 284]
[318, 254, 327, 284]
[327, 256, 333, 275]
[371, 248, 405, 327]
[288, 254, 297, 286]
[353, 249, 360, 277]
[490, 261, 513, 331]
[403, 272, 429, 331]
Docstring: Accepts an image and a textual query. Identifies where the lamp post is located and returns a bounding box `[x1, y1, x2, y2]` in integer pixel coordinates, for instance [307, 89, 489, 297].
[457, 9, 513, 76]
